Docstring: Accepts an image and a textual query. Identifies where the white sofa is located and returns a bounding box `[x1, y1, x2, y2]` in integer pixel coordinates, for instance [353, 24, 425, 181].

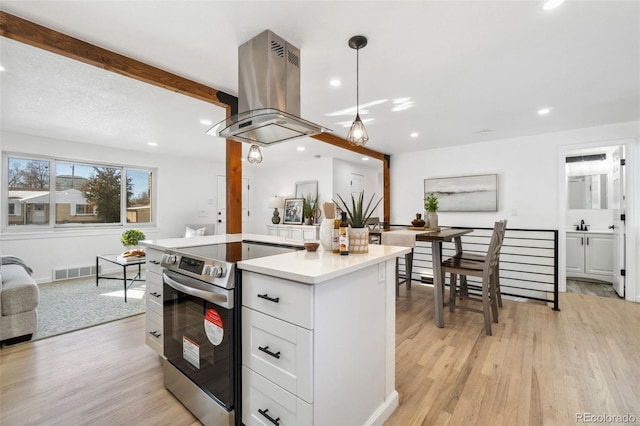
[0, 256, 39, 345]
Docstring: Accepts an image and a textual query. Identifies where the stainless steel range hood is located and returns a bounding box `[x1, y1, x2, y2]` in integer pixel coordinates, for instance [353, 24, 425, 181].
[208, 30, 330, 146]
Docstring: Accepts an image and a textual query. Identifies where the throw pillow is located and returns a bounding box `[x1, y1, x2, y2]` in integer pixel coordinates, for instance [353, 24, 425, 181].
[185, 226, 206, 238]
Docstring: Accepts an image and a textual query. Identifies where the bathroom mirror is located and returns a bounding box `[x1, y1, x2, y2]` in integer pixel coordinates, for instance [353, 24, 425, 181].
[568, 174, 608, 209]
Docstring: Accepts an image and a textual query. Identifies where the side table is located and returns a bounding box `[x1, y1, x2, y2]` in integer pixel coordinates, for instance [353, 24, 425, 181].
[96, 254, 146, 302]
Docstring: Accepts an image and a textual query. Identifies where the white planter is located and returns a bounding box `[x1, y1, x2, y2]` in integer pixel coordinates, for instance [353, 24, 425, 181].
[319, 218, 333, 251]
[348, 227, 369, 254]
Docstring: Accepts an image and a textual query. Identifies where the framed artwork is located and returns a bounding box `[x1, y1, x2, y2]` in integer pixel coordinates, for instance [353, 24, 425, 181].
[283, 198, 304, 224]
[424, 174, 498, 212]
[295, 180, 318, 199]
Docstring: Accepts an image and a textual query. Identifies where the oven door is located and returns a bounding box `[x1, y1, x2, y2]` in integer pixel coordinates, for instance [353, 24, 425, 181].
[163, 270, 235, 411]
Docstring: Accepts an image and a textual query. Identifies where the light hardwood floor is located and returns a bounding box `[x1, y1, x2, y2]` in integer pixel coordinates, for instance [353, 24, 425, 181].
[1, 284, 638, 426]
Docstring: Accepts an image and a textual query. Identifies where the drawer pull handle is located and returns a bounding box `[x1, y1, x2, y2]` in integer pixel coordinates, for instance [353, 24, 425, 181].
[258, 345, 281, 359]
[258, 408, 280, 426]
[149, 260, 160, 265]
[149, 331, 161, 338]
[257, 293, 279, 303]
[150, 292, 161, 298]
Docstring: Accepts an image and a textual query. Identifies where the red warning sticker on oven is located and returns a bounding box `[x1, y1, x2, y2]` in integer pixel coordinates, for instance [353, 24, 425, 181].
[204, 309, 224, 346]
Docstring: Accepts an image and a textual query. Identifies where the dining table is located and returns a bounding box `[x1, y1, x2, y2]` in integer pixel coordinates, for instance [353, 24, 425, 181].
[415, 228, 473, 327]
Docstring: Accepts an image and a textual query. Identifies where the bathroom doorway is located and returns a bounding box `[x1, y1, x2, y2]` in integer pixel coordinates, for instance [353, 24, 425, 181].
[560, 141, 630, 300]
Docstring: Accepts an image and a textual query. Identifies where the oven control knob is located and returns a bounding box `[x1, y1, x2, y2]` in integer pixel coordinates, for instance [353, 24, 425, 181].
[211, 265, 224, 278]
[165, 255, 178, 265]
[203, 265, 212, 276]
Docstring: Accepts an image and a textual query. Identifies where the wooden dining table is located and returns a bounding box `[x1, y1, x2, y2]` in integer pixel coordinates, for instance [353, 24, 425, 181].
[415, 228, 473, 327]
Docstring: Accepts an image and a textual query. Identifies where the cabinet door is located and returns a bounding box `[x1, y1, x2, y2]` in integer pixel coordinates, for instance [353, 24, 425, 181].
[289, 227, 303, 241]
[302, 228, 317, 241]
[585, 234, 613, 276]
[566, 233, 585, 274]
[267, 226, 278, 236]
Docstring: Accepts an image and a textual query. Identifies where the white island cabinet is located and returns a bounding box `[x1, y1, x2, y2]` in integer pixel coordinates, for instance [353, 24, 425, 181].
[238, 244, 410, 426]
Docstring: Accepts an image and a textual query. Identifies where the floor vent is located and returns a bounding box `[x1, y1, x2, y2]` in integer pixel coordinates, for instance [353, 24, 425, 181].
[52, 265, 100, 281]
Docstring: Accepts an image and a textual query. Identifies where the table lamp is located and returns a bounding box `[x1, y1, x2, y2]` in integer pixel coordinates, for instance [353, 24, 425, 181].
[268, 196, 284, 224]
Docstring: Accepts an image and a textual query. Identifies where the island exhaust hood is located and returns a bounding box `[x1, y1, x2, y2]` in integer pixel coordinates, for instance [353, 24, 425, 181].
[208, 30, 330, 146]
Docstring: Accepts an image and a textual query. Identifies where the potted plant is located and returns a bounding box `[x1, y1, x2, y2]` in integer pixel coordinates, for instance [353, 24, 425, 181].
[121, 228, 146, 248]
[334, 191, 382, 253]
[303, 193, 319, 225]
[424, 194, 439, 229]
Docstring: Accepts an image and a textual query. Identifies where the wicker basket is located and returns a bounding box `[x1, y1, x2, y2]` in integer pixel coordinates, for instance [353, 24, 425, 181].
[348, 227, 369, 254]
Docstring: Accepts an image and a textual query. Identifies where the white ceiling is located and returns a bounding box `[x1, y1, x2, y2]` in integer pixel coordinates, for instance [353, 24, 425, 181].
[1, 1, 638, 166]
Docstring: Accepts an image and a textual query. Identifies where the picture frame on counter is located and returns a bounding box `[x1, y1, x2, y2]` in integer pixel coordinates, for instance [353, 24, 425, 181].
[424, 174, 498, 212]
[283, 198, 304, 224]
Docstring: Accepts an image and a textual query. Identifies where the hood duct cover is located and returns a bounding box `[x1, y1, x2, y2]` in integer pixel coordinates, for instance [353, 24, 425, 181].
[209, 30, 330, 146]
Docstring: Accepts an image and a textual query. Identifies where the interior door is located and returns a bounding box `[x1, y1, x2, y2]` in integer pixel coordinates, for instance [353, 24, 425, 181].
[611, 146, 625, 297]
[217, 175, 250, 235]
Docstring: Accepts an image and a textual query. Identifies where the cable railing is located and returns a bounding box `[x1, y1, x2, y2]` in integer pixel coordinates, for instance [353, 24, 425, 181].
[392, 225, 559, 311]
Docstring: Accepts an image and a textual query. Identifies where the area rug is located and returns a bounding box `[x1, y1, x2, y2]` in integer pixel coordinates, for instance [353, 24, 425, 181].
[32, 274, 146, 341]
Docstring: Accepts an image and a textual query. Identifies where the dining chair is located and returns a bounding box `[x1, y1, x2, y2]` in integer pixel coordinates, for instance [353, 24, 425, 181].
[366, 217, 382, 244]
[457, 219, 507, 307]
[440, 221, 506, 335]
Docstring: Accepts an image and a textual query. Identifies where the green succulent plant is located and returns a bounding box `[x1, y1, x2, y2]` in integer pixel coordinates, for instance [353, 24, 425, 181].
[334, 191, 382, 228]
[121, 228, 146, 246]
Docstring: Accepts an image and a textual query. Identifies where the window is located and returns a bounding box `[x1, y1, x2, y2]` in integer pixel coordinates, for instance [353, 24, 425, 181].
[5, 155, 154, 229]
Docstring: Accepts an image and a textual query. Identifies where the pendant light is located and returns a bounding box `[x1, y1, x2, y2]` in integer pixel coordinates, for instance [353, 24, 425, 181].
[347, 35, 369, 147]
[247, 144, 263, 164]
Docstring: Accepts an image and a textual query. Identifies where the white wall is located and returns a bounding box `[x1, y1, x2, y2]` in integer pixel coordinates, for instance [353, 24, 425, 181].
[0, 131, 225, 282]
[332, 158, 383, 219]
[246, 156, 334, 233]
[391, 121, 639, 302]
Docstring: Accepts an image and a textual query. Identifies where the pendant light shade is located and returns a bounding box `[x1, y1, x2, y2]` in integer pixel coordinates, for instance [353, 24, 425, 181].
[347, 35, 369, 147]
[247, 144, 263, 164]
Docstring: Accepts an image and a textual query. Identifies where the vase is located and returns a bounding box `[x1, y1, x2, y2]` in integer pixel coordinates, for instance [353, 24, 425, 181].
[348, 227, 369, 254]
[427, 212, 439, 229]
[319, 218, 333, 251]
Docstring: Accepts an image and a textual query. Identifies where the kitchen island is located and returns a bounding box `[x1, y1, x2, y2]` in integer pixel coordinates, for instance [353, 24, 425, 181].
[140, 234, 409, 426]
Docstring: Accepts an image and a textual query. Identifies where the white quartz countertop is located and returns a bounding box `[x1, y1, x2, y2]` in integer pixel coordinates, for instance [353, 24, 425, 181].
[238, 244, 411, 284]
[139, 233, 305, 251]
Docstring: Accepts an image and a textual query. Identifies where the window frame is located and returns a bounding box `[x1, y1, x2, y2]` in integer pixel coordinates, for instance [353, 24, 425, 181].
[3, 152, 156, 231]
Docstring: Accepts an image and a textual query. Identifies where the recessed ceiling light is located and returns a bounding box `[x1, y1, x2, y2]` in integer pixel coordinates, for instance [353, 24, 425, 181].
[0, 65, 5, 72]
[330, 79, 341, 87]
[543, 0, 565, 11]
[362, 157, 370, 161]
[410, 132, 419, 138]
[200, 119, 213, 125]
[538, 107, 552, 115]
[478, 129, 493, 136]
[147, 141, 158, 146]
[297, 146, 305, 151]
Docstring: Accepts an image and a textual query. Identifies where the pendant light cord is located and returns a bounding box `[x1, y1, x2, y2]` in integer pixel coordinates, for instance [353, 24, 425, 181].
[356, 47, 360, 116]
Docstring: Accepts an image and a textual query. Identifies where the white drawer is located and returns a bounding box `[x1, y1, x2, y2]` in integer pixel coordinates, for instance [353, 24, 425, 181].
[145, 247, 164, 275]
[146, 272, 163, 314]
[145, 312, 163, 355]
[242, 307, 312, 403]
[242, 272, 313, 329]
[242, 366, 312, 426]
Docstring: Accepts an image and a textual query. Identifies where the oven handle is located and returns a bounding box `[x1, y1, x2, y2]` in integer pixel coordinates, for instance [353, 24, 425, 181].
[163, 272, 229, 305]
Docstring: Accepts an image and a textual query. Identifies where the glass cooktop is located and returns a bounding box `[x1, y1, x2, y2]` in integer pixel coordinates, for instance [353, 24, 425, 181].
[177, 241, 301, 263]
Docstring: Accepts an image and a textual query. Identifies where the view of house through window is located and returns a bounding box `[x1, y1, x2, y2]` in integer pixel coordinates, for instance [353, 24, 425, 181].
[6, 156, 154, 227]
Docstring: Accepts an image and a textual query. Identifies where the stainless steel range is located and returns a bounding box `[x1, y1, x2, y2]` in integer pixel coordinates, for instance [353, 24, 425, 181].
[160, 241, 300, 426]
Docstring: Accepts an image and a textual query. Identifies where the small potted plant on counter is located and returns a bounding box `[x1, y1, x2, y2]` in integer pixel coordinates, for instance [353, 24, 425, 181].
[334, 191, 382, 253]
[424, 194, 439, 229]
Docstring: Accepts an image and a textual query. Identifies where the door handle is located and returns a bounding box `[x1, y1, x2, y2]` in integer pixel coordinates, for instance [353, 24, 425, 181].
[608, 225, 615, 229]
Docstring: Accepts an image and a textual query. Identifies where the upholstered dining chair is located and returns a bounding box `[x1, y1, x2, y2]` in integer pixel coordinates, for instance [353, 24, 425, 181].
[440, 220, 506, 335]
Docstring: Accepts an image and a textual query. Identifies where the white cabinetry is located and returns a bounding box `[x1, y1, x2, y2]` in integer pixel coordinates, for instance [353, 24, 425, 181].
[144, 247, 164, 355]
[241, 260, 396, 426]
[266, 224, 319, 242]
[566, 232, 613, 282]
